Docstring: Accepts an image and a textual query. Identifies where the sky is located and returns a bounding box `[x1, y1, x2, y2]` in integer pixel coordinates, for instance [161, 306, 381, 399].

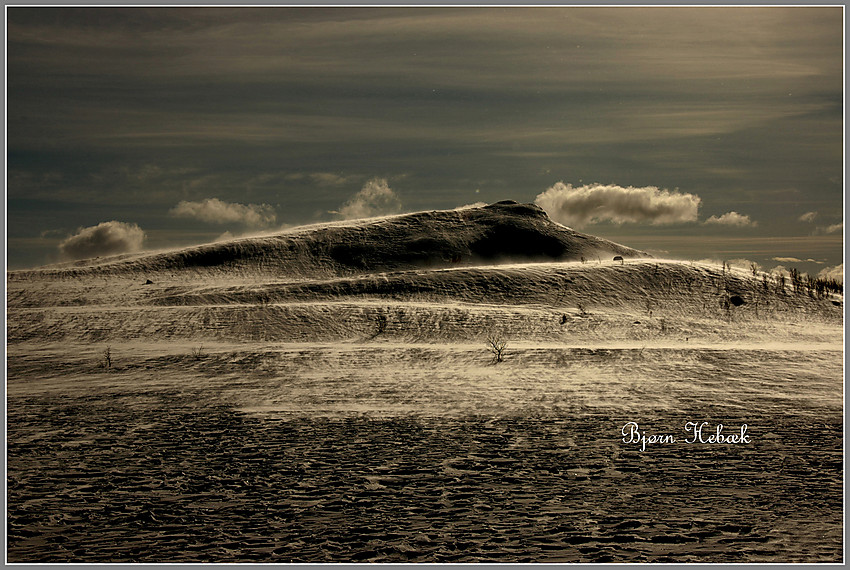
[6, 6, 844, 277]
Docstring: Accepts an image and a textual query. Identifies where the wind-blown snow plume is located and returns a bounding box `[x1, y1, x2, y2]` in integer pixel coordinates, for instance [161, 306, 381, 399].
[704, 211, 757, 227]
[534, 182, 700, 227]
[58, 221, 145, 260]
[696, 258, 761, 273]
[170, 198, 276, 227]
[335, 178, 402, 219]
[454, 202, 488, 210]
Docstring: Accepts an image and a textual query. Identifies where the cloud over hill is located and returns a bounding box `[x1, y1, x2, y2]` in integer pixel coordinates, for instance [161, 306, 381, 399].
[534, 182, 700, 227]
[170, 198, 277, 228]
[58, 221, 146, 260]
[704, 211, 757, 227]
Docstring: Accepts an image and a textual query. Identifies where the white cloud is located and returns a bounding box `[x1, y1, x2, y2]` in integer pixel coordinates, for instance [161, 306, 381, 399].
[170, 198, 276, 227]
[812, 222, 843, 235]
[534, 182, 700, 227]
[772, 256, 824, 264]
[333, 178, 402, 219]
[799, 211, 818, 223]
[58, 221, 145, 260]
[818, 264, 843, 283]
[703, 211, 757, 227]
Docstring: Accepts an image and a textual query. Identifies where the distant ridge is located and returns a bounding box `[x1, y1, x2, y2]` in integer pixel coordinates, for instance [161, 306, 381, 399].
[11, 201, 651, 279]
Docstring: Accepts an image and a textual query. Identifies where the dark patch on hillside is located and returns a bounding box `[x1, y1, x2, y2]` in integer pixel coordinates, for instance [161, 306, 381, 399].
[469, 222, 567, 259]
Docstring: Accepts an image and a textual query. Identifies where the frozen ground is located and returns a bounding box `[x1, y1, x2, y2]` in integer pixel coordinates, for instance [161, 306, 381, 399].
[6, 203, 843, 563]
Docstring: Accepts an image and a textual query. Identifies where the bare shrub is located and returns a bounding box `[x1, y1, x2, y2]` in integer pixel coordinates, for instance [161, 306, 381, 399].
[776, 271, 786, 295]
[789, 268, 803, 295]
[487, 335, 508, 364]
[721, 297, 731, 320]
[102, 345, 112, 369]
[191, 345, 206, 360]
[814, 276, 842, 297]
[375, 314, 388, 336]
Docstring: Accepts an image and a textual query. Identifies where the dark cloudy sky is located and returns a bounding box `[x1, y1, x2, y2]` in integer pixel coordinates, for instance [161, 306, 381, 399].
[6, 6, 844, 275]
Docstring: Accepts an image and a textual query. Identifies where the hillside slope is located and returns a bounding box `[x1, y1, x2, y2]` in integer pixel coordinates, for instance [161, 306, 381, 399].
[7, 258, 842, 346]
[9, 201, 650, 280]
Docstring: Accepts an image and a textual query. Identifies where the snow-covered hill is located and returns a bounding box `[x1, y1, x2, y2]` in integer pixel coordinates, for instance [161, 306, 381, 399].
[9, 201, 650, 280]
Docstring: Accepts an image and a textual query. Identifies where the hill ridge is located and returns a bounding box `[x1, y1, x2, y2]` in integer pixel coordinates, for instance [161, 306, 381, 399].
[10, 201, 650, 279]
